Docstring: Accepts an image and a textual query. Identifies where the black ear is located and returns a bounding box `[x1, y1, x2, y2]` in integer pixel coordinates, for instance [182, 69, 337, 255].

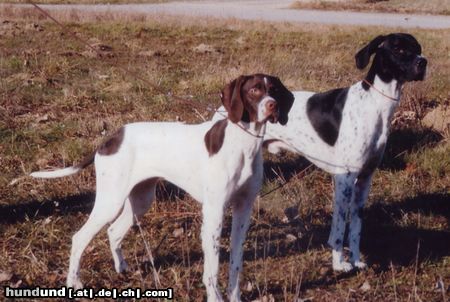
[220, 76, 248, 123]
[269, 76, 294, 125]
[355, 35, 386, 70]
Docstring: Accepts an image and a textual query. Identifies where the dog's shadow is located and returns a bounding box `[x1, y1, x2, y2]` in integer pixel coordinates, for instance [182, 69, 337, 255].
[2, 189, 448, 293]
[361, 192, 450, 269]
[243, 192, 450, 262]
[0, 182, 187, 226]
[236, 192, 450, 296]
[150, 192, 450, 276]
[381, 127, 443, 171]
[0, 193, 96, 225]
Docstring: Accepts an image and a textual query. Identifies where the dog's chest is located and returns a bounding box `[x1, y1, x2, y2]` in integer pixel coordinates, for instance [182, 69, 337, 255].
[224, 129, 264, 187]
[338, 88, 395, 168]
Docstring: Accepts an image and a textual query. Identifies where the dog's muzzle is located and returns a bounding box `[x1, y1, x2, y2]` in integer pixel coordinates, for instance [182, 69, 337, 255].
[265, 98, 279, 123]
[413, 56, 427, 81]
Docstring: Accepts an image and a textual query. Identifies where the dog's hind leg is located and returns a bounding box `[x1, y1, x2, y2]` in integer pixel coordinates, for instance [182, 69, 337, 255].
[348, 174, 372, 269]
[67, 165, 130, 289]
[107, 178, 158, 273]
[328, 173, 357, 272]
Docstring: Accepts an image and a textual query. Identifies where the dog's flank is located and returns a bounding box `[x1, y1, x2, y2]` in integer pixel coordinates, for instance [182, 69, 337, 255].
[30, 74, 294, 302]
[306, 87, 349, 146]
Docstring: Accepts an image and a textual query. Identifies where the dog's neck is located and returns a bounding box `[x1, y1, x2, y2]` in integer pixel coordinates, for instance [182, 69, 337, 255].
[366, 75, 402, 104]
[232, 120, 266, 139]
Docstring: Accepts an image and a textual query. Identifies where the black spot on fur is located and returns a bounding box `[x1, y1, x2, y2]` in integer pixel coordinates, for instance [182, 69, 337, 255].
[343, 187, 352, 199]
[306, 88, 349, 146]
[335, 239, 342, 245]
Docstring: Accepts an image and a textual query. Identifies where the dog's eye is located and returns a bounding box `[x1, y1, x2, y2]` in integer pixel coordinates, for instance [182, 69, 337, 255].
[394, 47, 405, 55]
[249, 88, 259, 95]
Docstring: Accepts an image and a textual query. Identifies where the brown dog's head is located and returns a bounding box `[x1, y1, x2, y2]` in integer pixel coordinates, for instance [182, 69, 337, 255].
[220, 74, 294, 125]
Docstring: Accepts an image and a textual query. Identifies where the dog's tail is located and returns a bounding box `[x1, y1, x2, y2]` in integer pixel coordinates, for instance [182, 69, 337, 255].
[30, 152, 95, 179]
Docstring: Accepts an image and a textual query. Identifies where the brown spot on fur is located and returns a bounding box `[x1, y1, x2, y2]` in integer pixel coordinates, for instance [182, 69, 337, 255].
[98, 127, 124, 156]
[204, 119, 228, 156]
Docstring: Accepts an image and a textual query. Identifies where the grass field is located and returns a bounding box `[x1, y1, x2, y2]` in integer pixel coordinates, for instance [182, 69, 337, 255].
[292, 0, 450, 16]
[0, 6, 449, 302]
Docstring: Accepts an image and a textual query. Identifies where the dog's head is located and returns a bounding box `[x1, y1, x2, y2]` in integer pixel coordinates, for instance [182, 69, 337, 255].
[355, 33, 427, 86]
[220, 74, 294, 125]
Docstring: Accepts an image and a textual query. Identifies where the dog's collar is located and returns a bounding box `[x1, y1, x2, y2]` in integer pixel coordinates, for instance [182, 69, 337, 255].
[214, 109, 265, 139]
[363, 79, 399, 102]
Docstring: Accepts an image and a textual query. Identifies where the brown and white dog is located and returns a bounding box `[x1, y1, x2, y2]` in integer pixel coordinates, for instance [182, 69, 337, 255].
[30, 74, 294, 302]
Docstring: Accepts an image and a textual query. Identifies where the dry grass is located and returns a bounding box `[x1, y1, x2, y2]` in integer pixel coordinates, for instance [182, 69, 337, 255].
[5, 0, 170, 4]
[292, 0, 450, 16]
[0, 6, 449, 302]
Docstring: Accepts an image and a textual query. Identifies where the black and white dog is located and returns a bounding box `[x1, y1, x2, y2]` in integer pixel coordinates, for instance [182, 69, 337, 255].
[213, 33, 427, 271]
[264, 33, 427, 271]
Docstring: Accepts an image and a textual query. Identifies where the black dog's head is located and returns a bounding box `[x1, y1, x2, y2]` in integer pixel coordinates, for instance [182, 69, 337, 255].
[221, 74, 294, 125]
[355, 33, 427, 88]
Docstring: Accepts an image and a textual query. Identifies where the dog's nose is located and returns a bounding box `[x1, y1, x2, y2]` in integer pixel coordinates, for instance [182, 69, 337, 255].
[265, 99, 277, 111]
[416, 57, 427, 69]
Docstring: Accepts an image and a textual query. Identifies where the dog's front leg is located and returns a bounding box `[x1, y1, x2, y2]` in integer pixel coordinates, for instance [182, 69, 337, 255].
[227, 193, 255, 302]
[328, 173, 357, 272]
[348, 174, 373, 269]
[201, 197, 226, 302]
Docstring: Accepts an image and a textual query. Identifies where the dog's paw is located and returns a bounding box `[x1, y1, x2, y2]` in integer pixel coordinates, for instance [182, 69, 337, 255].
[67, 278, 83, 290]
[353, 261, 368, 270]
[333, 261, 353, 272]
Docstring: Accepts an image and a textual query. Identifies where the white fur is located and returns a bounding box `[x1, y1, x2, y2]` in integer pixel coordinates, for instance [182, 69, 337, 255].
[31, 95, 276, 301]
[30, 166, 79, 178]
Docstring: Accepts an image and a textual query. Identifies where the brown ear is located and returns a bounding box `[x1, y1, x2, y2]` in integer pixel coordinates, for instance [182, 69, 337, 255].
[221, 76, 247, 123]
